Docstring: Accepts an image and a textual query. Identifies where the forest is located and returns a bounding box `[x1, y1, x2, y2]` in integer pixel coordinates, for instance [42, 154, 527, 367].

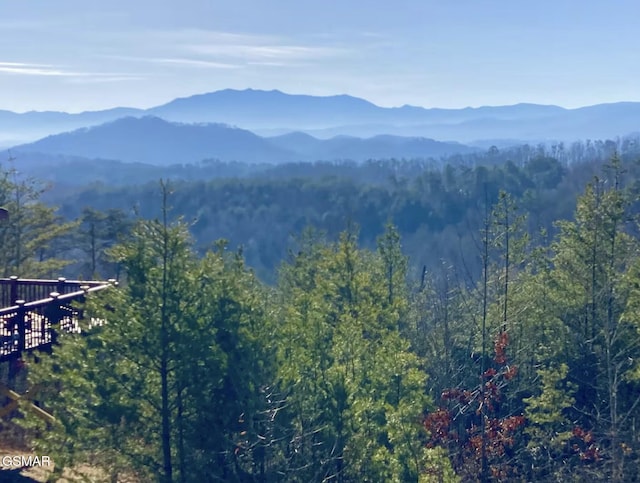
[2, 139, 640, 482]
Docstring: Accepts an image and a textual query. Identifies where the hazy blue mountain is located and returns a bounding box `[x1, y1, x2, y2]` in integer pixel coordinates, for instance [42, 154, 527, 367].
[149, 89, 568, 128]
[148, 88, 384, 127]
[267, 131, 475, 160]
[311, 134, 475, 160]
[3, 89, 640, 146]
[148, 90, 637, 142]
[0, 107, 144, 146]
[12, 117, 298, 165]
[148, 90, 640, 141]
[267, 131, 325, 154]
[12, 117, 477, 165]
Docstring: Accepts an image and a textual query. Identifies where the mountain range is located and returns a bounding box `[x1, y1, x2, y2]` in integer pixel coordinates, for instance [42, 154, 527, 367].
[2, 89, 640, 151]
[11, 116, 475, 165]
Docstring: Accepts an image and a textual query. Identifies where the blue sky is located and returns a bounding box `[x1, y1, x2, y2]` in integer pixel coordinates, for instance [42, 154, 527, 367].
[2, 0, 639, 112]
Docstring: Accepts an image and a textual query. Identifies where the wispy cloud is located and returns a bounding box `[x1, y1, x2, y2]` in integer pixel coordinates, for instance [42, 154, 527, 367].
[246, 61, 288, 67]
[137, 57, 242, 69]
[188, 43, 346, 61]
[0, 62, 73, 76]
[101, 29, 349, 74]
[64, 75, 147, 84]
[0, 61, 142, 81]
[123, 29, 352, 66]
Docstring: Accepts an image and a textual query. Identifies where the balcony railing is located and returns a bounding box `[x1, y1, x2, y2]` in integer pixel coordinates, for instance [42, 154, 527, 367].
[0, 277, 115, 361]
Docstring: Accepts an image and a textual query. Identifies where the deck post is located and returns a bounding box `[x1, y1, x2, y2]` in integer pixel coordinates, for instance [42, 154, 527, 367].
[57, 277, 67, 296]
[9, 276, 18, 305]
[15, 300, 26, 353]
[48, 292, 61, 323]
[79, 285, 90, 322]
[48, 292, 61, 345]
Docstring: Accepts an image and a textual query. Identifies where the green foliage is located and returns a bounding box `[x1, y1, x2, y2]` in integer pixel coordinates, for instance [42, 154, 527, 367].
[14, 151, 640, 481]
[23, 208, 275, 481]
[0, 162, 74, 277]
[73, 207, 132, 278]
[50, 148, 610, 284]
[524, 363, 577, 479]
[516, 157, 640, 480]
[419, 447, 459, 482]
[274, 225, 438, 481]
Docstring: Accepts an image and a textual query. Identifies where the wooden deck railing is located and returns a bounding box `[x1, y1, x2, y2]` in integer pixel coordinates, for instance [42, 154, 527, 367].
[0, 278, 115, 361]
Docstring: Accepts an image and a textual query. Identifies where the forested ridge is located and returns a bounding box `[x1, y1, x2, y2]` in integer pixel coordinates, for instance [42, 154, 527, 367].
[46, 137, 640, 284]
[3, 142, 640, 481]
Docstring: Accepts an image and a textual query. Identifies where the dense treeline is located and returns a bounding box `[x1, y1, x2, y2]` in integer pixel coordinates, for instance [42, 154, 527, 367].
[28, 135, 640, 190]
[3, 144, 640, 481]
[42, 138, 640, 285]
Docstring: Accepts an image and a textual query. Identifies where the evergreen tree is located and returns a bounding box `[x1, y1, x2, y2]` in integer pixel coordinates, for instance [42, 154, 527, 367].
[0, 160, 73, 277]
[551, 173, 639, 480]
[74, 207, 131, 278]
[274, 225, 445, 482]
[23, 186, 274, 482]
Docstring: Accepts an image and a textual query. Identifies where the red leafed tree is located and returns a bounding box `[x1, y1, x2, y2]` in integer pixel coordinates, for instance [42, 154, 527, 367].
[424, 331, 525, 481]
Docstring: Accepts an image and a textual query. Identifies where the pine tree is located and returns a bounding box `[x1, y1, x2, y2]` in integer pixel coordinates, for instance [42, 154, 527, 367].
[22, 184, 274, 482]
[0, 160, 74, 277]
[533, 157, 640, 480]
[274, 226, 442, 482]
[523, 363, 578, 481]
[74, 207, 131, 278]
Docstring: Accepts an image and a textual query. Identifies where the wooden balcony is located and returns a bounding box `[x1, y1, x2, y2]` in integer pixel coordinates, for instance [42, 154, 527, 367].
[0, 277, 115, 361]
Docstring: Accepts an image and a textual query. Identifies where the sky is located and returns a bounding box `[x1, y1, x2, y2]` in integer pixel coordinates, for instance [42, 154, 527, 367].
[2, 0, 640, 112]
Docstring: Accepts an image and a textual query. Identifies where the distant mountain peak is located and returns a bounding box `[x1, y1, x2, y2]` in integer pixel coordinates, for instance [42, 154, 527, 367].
[13, 116, 477, 166]
[3, 88, 640, 147]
